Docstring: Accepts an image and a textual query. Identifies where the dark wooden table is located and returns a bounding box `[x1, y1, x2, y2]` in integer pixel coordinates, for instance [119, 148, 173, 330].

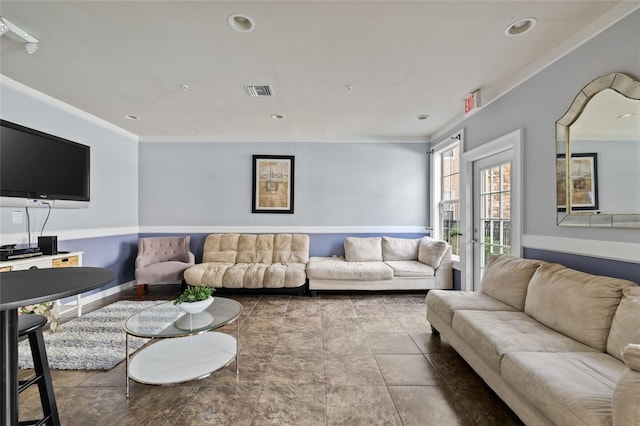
[0, 267, 114, 426]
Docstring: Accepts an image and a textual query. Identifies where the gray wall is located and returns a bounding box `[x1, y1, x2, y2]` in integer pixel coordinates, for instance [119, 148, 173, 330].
[0, 79, 139, 235]
[571, 140, 640, 213]
[138, 142, 428, 227]
[432, 10, 640, 244]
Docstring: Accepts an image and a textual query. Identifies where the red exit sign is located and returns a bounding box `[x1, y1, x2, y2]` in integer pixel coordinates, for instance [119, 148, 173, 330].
[464, 90, 480, 115]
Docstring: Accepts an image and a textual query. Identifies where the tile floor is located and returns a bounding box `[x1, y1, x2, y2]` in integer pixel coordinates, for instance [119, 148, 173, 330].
[19, 286, 523, 425]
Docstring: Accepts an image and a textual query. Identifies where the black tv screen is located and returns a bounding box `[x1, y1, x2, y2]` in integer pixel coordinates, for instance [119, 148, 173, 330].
[0, 120, 90, 203]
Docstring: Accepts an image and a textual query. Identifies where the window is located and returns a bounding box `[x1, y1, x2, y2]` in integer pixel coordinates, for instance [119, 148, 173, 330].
[431, 132, 462, 258]
[478, 160, 511, 276]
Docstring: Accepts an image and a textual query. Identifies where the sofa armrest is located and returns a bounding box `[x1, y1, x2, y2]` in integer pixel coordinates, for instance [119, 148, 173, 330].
[434, 246, 453, 289]
[135, 255, 146, 270]
[187, 252, 196, 265]
[612, 344, 640, 425]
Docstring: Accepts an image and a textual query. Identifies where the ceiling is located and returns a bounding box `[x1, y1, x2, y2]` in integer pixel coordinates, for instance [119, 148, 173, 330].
[571, 89, 640, 141]
[0, 1, 638, 143]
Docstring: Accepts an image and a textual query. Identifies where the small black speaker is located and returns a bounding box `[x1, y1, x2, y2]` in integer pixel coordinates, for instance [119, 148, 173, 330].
[38, 236, 58, 255]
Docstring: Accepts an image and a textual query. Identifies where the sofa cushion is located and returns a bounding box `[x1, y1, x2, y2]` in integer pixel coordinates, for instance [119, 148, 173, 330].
[236, 234, 275, 264]
[426, 290, 517, 327]
[417, 237, 449, 268]
[184, 262, 233, 287]
[480, 254, 542, 311]
[451, 310, 597, 371]
[524, 263, 636, 351]
[272, 234, 310, 264]
[344, 237, 383, 262]
[264, 263, 307, 288]
[502, 351, 624, 426]
[306, 257, 393, 280]
[381, 237, 420, 261]
[384, 260, 434, 278]
[607, 286, 640, 362]
[221, 263, 268, 288]
[202, 233, 240, 263]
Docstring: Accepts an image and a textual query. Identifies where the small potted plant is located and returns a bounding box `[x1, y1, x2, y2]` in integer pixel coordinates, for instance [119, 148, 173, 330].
[173, 285, 215, 314]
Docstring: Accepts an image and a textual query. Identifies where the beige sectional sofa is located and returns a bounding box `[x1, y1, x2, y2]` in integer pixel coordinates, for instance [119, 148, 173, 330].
[306, 236, 453, 292]
[184, 233, 309, 289]
[426, 254, 640, 426]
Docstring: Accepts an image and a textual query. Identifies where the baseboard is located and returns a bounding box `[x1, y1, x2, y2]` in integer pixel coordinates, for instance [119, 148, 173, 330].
[60, 280, 137, 308]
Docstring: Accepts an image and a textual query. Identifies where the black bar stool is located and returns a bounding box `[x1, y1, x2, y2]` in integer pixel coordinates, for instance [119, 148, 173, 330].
[18, 314, 60, 426]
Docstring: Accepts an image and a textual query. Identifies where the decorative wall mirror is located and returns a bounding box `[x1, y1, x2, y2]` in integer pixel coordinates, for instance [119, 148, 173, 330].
[556, 72, 640, 228]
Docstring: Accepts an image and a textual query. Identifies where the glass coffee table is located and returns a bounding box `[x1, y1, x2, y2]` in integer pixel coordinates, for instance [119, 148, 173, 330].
[123, 296, 242, 396]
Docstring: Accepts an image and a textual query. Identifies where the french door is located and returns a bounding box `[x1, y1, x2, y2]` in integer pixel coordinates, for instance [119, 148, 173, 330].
[461, 129, 522, 292]
[473, 151, 512, 288]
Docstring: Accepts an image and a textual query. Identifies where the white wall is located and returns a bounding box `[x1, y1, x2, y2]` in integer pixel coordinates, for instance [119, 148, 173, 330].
[0, 77, 139, 243]
[431, 10, 640, 248]
[138, 141, 429, 228]
[571, 139, 640, 214]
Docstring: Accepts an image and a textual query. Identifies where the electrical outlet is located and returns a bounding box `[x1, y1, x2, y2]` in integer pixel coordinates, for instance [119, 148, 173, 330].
[12, 211, 23, 224]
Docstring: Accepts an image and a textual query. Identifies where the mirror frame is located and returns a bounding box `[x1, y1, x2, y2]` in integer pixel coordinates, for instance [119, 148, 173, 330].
[556, 72, 640, 228]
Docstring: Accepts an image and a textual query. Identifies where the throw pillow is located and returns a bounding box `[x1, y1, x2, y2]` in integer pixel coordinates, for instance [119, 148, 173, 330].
[417, 237, 449, 268]
[344, 237, 383, 262]
[381, 237, 420, 261]
[607, 286, 640, 362]
[480, 254, 542, 311]
[525, 263, 636, 351]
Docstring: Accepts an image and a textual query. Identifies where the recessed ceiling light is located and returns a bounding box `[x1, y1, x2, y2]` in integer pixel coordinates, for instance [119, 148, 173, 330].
[616, 113, 635, 119]
[505, 17, 536, 36]
[124, 114, 139, 120]
[271, 114, 285, 120]
[228, 14, 255, 32]
[416, 114, 430, 121]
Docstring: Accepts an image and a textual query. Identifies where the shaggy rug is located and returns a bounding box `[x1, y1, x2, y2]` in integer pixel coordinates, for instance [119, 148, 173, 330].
[18, 300, 168, 370]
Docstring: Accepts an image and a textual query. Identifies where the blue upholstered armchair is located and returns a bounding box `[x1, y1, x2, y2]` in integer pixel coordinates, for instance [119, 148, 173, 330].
[134, 236, 195, 299]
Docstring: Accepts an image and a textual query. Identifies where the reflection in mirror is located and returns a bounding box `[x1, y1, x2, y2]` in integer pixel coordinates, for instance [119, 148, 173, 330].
[556, 73, 640, 228]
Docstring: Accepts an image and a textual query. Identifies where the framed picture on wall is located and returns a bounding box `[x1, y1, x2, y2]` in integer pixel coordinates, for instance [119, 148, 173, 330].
[556, 152, 598, 211]
[252, 155, 295, 214]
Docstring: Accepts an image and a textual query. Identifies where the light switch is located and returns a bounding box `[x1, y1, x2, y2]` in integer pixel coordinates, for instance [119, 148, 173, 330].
[12, 211, 22, 224]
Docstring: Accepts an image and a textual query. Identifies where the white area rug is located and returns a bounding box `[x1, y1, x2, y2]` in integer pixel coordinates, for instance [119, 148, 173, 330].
[18, 300, 164, 370]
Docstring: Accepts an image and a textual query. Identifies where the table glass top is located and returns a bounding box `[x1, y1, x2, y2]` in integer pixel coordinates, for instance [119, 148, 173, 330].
[123, 296, 242, 338]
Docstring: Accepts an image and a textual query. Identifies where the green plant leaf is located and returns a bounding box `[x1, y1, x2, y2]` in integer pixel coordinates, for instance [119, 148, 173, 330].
[173, 285, 214, 305]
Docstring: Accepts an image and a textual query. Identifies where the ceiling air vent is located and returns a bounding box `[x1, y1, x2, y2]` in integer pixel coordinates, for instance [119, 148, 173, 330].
[245, 85, 273, 97]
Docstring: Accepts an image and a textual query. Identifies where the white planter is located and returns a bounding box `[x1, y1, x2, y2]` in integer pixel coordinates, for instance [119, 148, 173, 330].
[176, 296, 214, 314]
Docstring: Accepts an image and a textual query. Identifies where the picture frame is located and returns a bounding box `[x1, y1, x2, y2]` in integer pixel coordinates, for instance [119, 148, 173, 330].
[252, 155, 295, 214]
[556, 153, 598, 211]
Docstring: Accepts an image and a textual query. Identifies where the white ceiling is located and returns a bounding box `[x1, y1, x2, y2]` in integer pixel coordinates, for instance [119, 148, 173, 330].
[0, 1, 638, 143]
[571, 89, 640, 141]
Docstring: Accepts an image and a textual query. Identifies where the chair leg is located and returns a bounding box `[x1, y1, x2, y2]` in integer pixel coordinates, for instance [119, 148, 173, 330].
[137, 284, 144, 300]
[28, 327, 60, 426]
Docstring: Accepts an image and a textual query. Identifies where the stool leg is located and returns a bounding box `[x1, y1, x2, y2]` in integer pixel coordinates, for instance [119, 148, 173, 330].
[28, 329, 60, 426]
[1, 309, 19, 426]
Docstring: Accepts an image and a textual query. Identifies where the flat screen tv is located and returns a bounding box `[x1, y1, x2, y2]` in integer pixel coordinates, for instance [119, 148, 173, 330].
[0, 120, 90, 208]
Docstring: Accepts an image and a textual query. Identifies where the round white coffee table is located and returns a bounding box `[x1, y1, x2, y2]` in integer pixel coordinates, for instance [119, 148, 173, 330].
[123, 296, 242, 396]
